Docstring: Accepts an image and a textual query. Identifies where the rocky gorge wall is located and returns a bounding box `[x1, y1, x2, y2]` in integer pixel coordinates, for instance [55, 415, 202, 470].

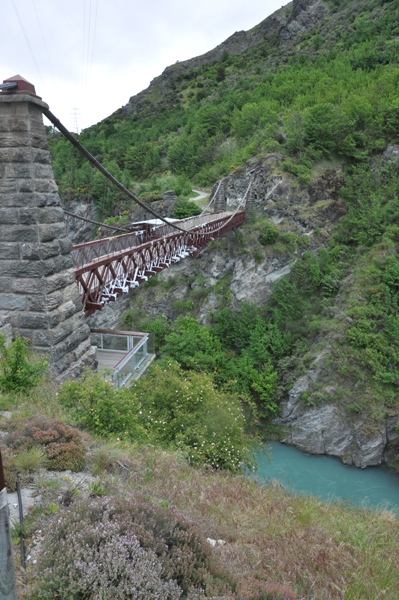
[275, 350, 399, 468]
[85, 154, 398, 468]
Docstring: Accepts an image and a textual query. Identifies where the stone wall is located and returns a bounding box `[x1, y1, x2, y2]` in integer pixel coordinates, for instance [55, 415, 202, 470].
[0, 91, 95, 378]
[0, 315, 12, 346]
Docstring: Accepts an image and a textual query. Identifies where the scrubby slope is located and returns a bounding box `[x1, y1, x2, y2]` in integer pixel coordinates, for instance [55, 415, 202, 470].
[49, 0, 399, 465]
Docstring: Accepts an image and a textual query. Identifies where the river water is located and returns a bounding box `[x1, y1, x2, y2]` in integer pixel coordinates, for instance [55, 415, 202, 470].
[253, 442, 399, 513]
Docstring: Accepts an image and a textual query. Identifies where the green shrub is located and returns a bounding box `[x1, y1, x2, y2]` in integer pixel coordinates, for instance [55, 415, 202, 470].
[258, 222, 279, 246]
[134, 315, 171, 352]
[5, 417, 87, 472]
[171, 198, 202, 219]
[250, 362, 279, 416]
[14, 447, 46, 473]
[57, 369, 147, 442]
[0, 334, 47, 392]
[281, 159, 312, 185]
[335, 160, 399, 247]
[161, 316, 226, 373]
[129, 360, 253, 472]
[158, 309, 283, 414]
[344, 251, 399, 386]
[57, 358, 252, 471]
[171, 299, 195, 314]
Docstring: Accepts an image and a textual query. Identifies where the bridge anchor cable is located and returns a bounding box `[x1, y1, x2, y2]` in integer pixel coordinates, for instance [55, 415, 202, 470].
[43, 107, 192, 234]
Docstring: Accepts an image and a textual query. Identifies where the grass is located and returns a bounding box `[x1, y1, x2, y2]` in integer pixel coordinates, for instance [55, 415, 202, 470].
[0, 379, 64, 420]
[3, 384, 399, 599]
[81, 442, 399, 599]
[14, 448, 46, 473]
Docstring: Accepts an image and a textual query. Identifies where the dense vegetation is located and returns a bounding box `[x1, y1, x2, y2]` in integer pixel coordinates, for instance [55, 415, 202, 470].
[124, 156, 399, 429]
[58, 361, 253, 472]
[45, 0, 399, 440]
[4, 1, 399, 597]
[49, 0, 399, 212]
[2, 365, 399, 600]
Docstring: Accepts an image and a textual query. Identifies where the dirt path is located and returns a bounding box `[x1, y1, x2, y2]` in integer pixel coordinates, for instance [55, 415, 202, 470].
[192, 188, 210, 203]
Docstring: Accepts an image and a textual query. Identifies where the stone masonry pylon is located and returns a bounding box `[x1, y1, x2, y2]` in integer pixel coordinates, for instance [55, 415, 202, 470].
[0, 75, 96, 378]
[213, 180, 226, 213]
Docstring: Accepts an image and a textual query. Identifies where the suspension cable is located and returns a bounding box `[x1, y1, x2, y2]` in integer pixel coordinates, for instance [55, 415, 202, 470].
[43, 107, 194, 235]
[198, 178, 225, 215]
[63, 209, 131, 233]
[205, 176, 253, 235]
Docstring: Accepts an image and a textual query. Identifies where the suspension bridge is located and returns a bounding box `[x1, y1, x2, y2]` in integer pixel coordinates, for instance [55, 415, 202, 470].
[35, 101, 251, 317]
[0, 74, 253, 385]
[71, 210, 246, 316]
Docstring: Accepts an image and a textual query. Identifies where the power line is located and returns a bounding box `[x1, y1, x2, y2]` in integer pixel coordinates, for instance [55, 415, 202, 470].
[10, 0, 44, 84]
[81, 0, 98, 125]
[89, 0, 99, 80]
[30, 0, 55, 81]
[84, 0, 92, 93]
[83, 0, 94, 102]
[83, 0, 87, 94]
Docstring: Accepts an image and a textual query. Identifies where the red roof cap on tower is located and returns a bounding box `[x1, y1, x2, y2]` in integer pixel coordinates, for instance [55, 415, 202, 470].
[2, 75, 36, 95]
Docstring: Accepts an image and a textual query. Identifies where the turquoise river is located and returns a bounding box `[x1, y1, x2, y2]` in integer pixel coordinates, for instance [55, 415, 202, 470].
[253, 442, 399, 513]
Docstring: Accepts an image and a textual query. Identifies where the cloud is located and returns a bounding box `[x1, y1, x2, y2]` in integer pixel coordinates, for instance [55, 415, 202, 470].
[2, 0, 284, 130]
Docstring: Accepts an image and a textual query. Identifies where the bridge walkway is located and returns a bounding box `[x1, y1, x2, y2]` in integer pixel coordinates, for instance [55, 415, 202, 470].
[73, 210, 245, 315]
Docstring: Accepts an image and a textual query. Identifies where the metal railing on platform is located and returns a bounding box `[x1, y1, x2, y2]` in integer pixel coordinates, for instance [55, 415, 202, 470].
[91, 328, 155, 388]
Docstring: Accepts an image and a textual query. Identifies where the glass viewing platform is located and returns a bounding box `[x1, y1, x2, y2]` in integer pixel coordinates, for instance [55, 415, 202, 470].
[90, 328, 155, 388]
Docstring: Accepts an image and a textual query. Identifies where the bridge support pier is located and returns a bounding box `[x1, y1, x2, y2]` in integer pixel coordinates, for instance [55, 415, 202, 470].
[0, 76, 96, 378]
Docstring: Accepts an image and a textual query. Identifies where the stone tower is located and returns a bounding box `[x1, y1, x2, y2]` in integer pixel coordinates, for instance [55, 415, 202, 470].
[213, 180, 226, 213]
[0, 75, 95, 378]
[244, 186, 256, 221]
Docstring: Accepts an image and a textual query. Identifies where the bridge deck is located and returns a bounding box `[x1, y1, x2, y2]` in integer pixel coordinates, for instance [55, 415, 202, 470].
[74, 210, 245, 315]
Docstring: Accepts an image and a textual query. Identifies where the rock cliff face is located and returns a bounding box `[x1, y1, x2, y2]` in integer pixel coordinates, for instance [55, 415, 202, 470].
[85, 152, 399, 467]
[63, 199, 97, 245]
[275, 352, 399, 468]
[222, 156, 344, 231]
[281, 0, 329, 41]
[89, 154, 342, 323]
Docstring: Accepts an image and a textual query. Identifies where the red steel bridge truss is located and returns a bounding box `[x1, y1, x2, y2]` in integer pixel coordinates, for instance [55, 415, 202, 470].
[72, 211, 245, 316]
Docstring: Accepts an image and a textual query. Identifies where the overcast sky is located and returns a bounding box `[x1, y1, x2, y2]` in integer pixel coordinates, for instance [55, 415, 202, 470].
[3, 0, 285, 131]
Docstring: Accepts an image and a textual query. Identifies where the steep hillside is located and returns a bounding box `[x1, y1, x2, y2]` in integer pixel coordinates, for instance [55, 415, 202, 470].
[49, 0, 399, 467]
[50, 0, 399, 205]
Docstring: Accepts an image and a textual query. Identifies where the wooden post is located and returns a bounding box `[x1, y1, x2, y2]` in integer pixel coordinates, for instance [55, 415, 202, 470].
[0, 450, 17, 600]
